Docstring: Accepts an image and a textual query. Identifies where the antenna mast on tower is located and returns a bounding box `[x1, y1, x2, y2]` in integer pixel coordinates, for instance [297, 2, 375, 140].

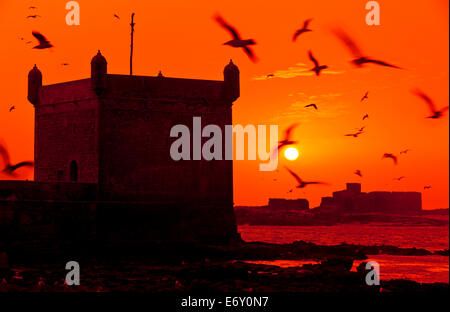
[130, 13, 135, 76]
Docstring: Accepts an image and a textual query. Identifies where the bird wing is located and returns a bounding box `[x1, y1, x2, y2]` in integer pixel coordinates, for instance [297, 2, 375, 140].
[242, 46, 258, 63]
[332, 28, 363, 58]
[292, 30, 301, 42]
[305, 181, 326, 185]
[383, 154, 398, 164]
[284, 123, 300, 140]
[303, 19, 312, 29]
[214, 14, 241, 40]
[412, 89, 437, 113]
[0, 143, 11, 168]
[285, 167, 303, 185]
[32, 31, 49, 44]
[8, 161, 34, 172]
[366, 59, 401, 69]
[308, 51, 319, 67]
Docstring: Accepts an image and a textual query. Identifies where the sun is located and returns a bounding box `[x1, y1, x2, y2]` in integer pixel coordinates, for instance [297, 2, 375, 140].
[284, 147, 299, 161]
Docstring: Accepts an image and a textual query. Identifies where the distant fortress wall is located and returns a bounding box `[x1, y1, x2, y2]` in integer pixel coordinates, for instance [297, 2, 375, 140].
[320, 183, 422, 215]
[268, 198, 309, 211]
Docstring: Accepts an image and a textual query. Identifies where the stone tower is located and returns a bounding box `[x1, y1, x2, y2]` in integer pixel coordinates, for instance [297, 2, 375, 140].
[27, 52, 240, 243]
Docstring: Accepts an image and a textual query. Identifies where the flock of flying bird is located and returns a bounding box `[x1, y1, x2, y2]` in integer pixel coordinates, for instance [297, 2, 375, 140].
[212, 14, 447, 192]
[3, 10, 448, 192]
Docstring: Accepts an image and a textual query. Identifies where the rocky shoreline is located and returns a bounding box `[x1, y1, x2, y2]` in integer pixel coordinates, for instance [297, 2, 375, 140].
[0, 240, 448, 292]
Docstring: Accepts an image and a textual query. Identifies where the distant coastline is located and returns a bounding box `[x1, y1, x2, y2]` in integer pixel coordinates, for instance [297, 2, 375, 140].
[234, 206, 449, 226]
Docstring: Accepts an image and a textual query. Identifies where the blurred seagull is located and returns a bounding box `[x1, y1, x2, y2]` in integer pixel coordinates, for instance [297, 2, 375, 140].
[27, 15, 41, 19]
[277, 123, 300, 149]
[293, 19, 312, 42]
[361, 91, 369, 102]
[308, 51, 328, 76]
[395, 176, 406, 181]
[412, 89, 449, 119]
[0, 142, 34, 177]
[285, 167, 328, 188]
[271, 123, 300, 159]
[362, 114, 369, 121]
[266, 74, 275, 79]
[424, 186, 432, 190]
[214, 14, 258, 62]
[113, 14, 120, 19]
[305, 104, 318, 110]
[333, 28, 401, 69]
[354, 170, 363, 178]
[382, 153, 398, 165]
[345, 129, 364, 138]
[400, 149, 410, 155]
[9, 106, 15, 112]
[32, 31, 53, 49]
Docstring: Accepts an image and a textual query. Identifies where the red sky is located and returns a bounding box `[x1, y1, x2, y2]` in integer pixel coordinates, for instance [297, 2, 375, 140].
[0, 0, 449, 209]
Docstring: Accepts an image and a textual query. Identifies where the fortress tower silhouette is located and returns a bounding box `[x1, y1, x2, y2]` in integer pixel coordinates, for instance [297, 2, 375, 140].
[23, 51, 241, 244]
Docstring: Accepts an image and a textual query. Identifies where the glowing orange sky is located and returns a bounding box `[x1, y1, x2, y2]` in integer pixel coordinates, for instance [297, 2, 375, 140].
[0, 0, 448, 209]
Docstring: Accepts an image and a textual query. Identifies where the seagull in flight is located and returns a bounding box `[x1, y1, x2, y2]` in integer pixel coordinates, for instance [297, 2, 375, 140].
[362, 114, 369, 121]
[293, 19, 312, 42]
[412, 89, 449, 119]
[214, 14, 258, 62]
[308, 51, 328, 76]
[345, 129, 364, 138]
[395, 176, 406, 181]
[9, 106, 15, 112]
[285, 167, 328, 188]
[113, 14, 120, 19]
[0, 143, 34, 177]
[305, 104, 318, 110]
[32, 31, 53, 49]
[27, 15, 41, 19]
[354, 170, 363, 177]
[278, 123, 300, 150]
[271, 123, 300, 159]
[266, 74, 275, 79]
[333, 28, 401, 69]
[361, 92, 369, 102]
[424, 186, 432, 190]
[400, 149, 410, 155]
[383, 153, 398, 165]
